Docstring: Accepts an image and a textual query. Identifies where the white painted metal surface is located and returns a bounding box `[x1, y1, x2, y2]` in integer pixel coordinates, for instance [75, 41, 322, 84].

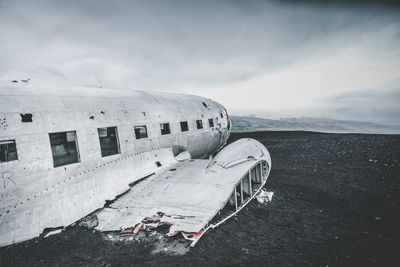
[96, 138, 271, 246]
[0, 82, 231, 247]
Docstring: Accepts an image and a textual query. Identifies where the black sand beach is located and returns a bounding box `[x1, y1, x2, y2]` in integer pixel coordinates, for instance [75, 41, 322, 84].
[1, 131, 399, 266]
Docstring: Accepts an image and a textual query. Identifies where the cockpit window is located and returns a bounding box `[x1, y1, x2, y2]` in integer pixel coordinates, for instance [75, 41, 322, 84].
[208, 118, 214, 128]
[0, 140, 18, 163]
[49, 131, 80, 167]
[97, 127, 120, 157]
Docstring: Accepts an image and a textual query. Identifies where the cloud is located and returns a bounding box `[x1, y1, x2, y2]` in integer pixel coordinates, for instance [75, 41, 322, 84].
[318, 79, 400, 124]
[0, 0, 399, 123]
[275, 0, 400, 7]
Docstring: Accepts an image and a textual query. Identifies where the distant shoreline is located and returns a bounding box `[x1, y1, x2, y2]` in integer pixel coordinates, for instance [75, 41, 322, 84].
[230, 115, 400, 135]
[231, 129, 400, 136]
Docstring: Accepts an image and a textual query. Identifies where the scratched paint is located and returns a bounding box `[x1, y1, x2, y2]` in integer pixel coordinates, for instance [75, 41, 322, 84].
[1, 171, 16, 190]
[0, 82, 231, 247]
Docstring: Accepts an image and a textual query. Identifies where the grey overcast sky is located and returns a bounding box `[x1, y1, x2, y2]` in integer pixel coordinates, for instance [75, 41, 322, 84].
[0, 0, 399, 124]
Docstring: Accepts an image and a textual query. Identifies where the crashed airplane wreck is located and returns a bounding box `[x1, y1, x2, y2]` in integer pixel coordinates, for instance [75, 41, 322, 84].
[0, 82, 271, 247]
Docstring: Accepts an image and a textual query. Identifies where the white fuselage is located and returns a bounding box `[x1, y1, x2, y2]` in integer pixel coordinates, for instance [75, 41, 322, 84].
[0, 83, 231, 246]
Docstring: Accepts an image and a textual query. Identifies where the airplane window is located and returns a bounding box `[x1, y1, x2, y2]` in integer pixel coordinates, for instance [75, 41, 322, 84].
[134, 125, 148, 139]
[220, 112, 224, 118]
[97, 127, 120, 157]
[0, 140, 18, 163]
[180, 121, 189, 132]
[20, 113, 33, 122]
[208, 118, 214, 128]
[196, 119, 203, 129]
[160, 123, 171, 135]
[202, 102, 208, 108]
[49, 131, 80, 167]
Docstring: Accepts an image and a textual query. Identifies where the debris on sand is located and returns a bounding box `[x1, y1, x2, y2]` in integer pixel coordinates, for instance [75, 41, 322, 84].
[103, 227, 190, 255]
[256, 188, 274, 204]
[77, 214, 99, 229]
[44, 229, 63, 238]
[151, 237, 190, 255]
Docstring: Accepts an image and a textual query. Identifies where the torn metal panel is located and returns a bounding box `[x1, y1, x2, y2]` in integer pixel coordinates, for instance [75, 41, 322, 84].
[0, 82, 231, 247]
[95, 138, 271, 246]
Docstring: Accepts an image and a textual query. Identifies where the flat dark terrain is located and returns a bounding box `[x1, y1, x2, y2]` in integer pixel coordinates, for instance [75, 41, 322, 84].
[1, 131, 399, 266]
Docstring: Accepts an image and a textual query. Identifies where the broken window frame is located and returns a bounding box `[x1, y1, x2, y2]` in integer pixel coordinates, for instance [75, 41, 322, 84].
[97, 126, 121, 157]
[134, 125, 148, 139]
[49, 131, 80, 168]
[160, 123, 171, 135]
[0, 140, 18, 163]
[208, 118, 214, 128]
[180, 121, 189, 132]
[20, 113, 33, 122]
[196, 119, 203, 129]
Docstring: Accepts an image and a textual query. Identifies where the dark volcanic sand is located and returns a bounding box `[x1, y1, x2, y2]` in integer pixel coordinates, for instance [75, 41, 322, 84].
[1, 131, 399, 266]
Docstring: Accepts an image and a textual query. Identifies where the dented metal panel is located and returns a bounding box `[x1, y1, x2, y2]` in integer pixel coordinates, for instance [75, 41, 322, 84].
[95, 138, 271, 246]
[0, 82, 231, 247]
